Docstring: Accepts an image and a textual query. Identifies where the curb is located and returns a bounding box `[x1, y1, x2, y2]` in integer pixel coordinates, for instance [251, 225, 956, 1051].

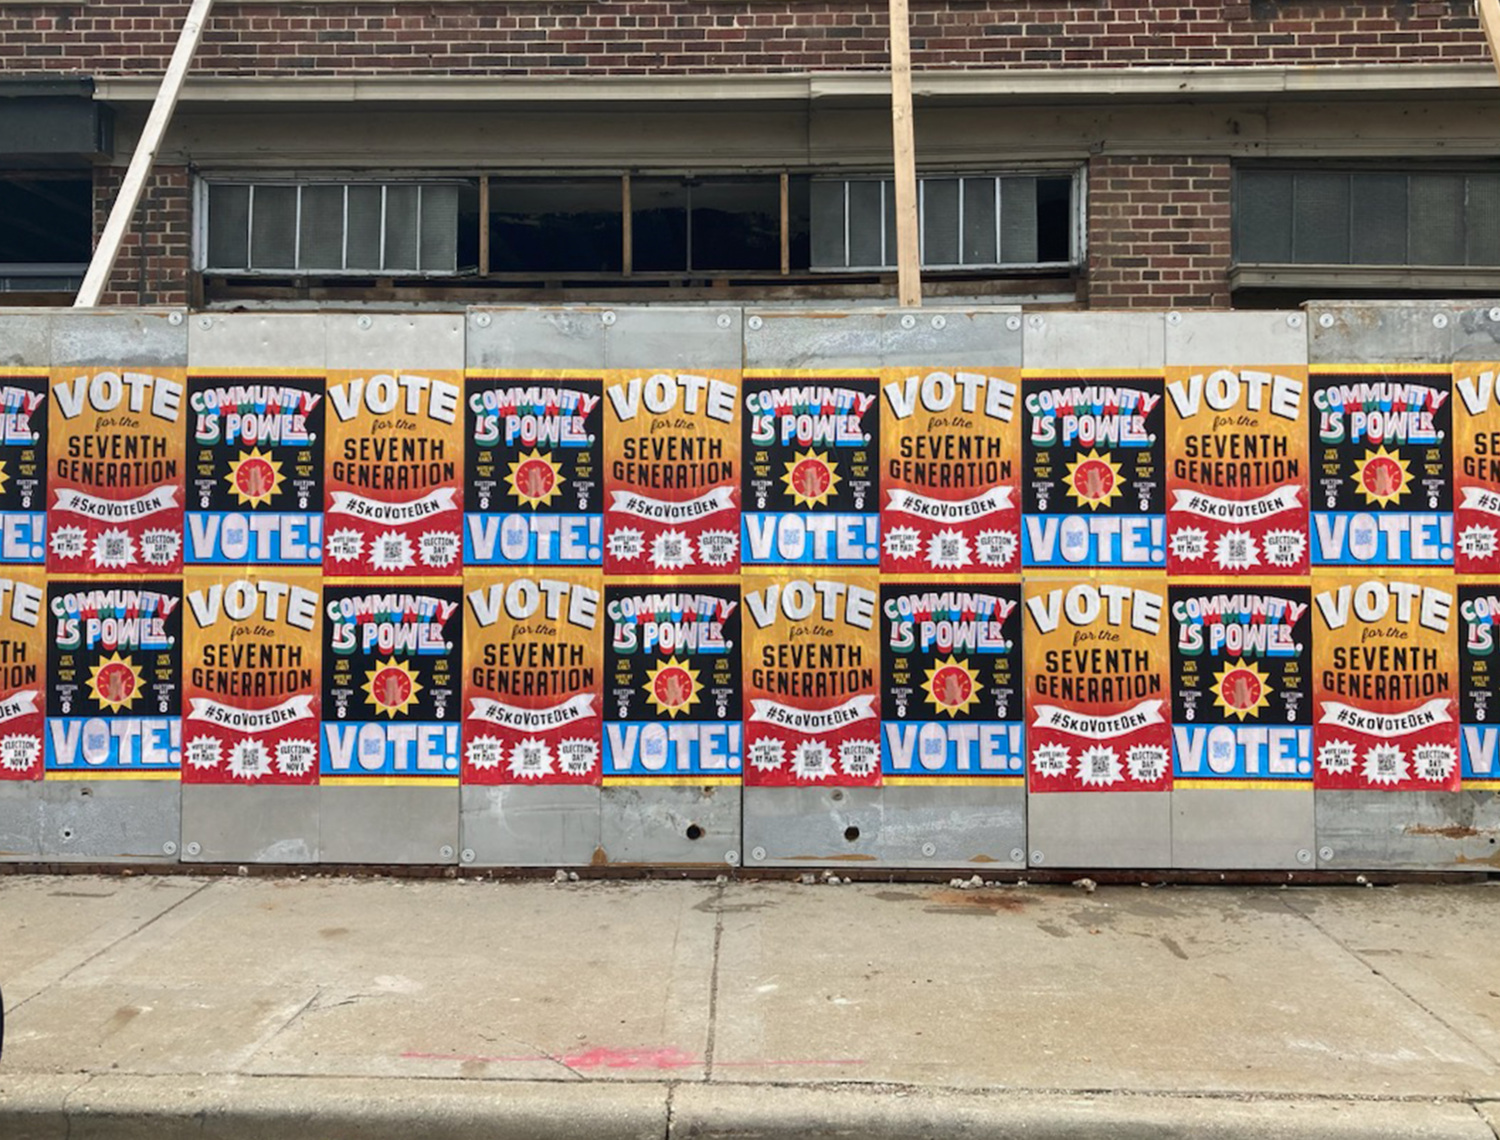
[2, 1076, 1497, 1140]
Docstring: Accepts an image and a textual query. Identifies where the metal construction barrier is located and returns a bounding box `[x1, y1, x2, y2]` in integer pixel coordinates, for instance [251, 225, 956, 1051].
[0, 302, 1498, 874]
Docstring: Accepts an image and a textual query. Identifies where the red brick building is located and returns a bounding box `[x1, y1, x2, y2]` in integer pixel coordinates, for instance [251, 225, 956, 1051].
[2, 1, 1497, 308]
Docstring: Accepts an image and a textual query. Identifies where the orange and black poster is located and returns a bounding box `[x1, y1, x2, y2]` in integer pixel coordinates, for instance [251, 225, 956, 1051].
[325, 370, 464, 576]
[48, 366, 186, 573]
[1166, 366, 1309, 575]
[880, 368, 1021, 573]
[602, 370, 740, 575]
[1453, 360, 1500, 574]
[462, 568, 604, 785]
[1312, 571, 1459, 791]
[1023, 575, 1171, 792]
[0, 571, 44, 779]
[742, 571, 880, 787]
[182, 570, 321, 785]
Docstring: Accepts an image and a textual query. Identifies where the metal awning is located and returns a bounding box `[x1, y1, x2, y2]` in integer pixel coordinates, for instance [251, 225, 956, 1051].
[0, 77, 112, 164]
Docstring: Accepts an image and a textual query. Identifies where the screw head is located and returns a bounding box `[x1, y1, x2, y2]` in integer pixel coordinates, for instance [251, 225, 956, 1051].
[1318, 845, 1335, 862]
[747, 315, 764, 331]
[1489, 307, 1500, 323]
[461, 848, 476, 864]
[1028, 315, 1045, 330]
[601, 311, 617, 326]
[921, 842, 937, 857]
[725, 850, 740, 866]
[930, 315, 946, 330]
[163, 841, 178, 856]
[900, 314, 917, 330]
[1030, 850, 1045, 866]
[1433, 313, 1450, 329]
[1006, 315, 1022, 331]
[356, 315, 373, 330]
[439, 845, 455, 860]
[197, 315, 214, 330]
[473, 312, 492, 328]
[1010, 847, 1026, 864]
[185, 842, 202, 857]
[750, 846, 767, 862]
[716, 313, 733, 329]
[1318, 313, 1336, 329]
[1287, 313, 1303, 329]
[167, 311, 184, 325]
[1167, 311, 1183, 326]
[1296, 848, 1313, 865]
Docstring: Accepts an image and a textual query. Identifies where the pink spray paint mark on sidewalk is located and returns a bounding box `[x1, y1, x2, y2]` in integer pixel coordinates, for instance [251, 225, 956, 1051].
[401, 1045, 866, 1071]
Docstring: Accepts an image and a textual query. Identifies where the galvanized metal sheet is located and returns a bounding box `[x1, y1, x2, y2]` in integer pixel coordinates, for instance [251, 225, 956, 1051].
[0, 781, 40, 858]
[1316, 790, 1500, 872]
[742, 786, 884, 869]
[460, 784, 602, 867]
[1452, 304, 1500, 360]
[38, 781, 181, 862]
[51, 309, 188, 367]
[1027, 791, 1173, 870]
[603, 307, 741, 370]
[1165, 311, 1309, 366]
[189, 313, 328, 367]
[1172, 789, 1315, 870]
[598, 785, 740, 867]
[325, 312, 465, 370]
[744, 309, 1021, 370]
[320, 787, 458, 864]
[879, 309, 1023, 368]
[180, 785, 318, 864]
[1306, 302, 1455, 365]
[466, 307, 608, 370]
[744, 311, 886, 369]
[0, 311, 52, 367]
[874, 786, 1026, 869]
[1022, 311, 1166, 370]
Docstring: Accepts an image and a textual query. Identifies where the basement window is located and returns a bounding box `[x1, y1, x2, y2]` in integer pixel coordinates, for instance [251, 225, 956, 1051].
[199, 180, 475, 275]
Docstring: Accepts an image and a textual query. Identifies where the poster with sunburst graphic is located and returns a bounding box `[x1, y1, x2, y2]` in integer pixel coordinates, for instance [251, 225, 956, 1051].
[323, 369, 464, 576]
[181, 569, 321, 786]
[45, 579, 181, 778]
[879, 579, 1023, 784]
[461, 567, 603, 785]
[741, 570, 880, 787]
[1311, 570, 1459, 792]
[741, 372, 878, 566]
[185, 372, 324, 565]
[320, 582, 462, 785]
[878, 369, 1021, 574]
[601, 369, 740, 575]
[1168, 582, 1312, 786]
[1022, 574, 1171, 793]
[1458, 582, 1500, 790]
[1020, 372, 1165, 567]
[1309, 365, 1452, 565]
[1453, 361, 1500, 574]
[465, 373, 603, 566]
[47, 366, 186, 573]
[602, 579, 741, 782]
[0, 570, 44, 780]
[0, 371, 47, 564]
[1165, 366, 1309, 575]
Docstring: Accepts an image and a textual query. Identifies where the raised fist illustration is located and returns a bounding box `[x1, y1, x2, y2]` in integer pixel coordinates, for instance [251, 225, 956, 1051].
[1230, 673, 1252, 709]
[660, 672, 689, 708]
[794, 463, 828, 500]
[380, 671, 406, 707]
[521, 465, 551, 500]
[940, 672, 967, 707]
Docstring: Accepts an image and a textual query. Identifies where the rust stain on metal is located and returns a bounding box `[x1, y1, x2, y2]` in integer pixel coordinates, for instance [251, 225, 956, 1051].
[786, 854, 879, 861]
[591, 846, 609, 866]
[1403, 825, 1482, 840]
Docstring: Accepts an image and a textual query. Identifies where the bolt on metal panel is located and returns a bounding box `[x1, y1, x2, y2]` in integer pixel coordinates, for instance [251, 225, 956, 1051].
[0, 311, 53, 367]
[880, 309, 1024, 368]
[181, 785, 318, 863]
[742, 786, 884, 868]
[1172, 789, 1314, 870]
[599, 785, 740, 867]
[320, 787, 458, 864]
[0, 781, 41, 858]
[461, 784, 603, 867]
[1316, 790, 1500, 871]
[51, 309, 188, 368]
[602, 307, 741, 371]
[1306, 302, 1455, 365]
[466, 307, 608, 370]
[38, 780, 181, 862]
[1026, 791, 1173, 869]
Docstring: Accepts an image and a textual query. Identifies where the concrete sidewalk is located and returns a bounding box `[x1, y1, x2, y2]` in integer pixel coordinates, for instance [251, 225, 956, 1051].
[2, 874, 1499, 1139]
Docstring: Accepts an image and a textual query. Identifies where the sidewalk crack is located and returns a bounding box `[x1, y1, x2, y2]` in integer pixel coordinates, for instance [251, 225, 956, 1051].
[703, 881, 726, 1081]
[1472, 1101, 1500, 1140]
[663, 1081, 677, 1140]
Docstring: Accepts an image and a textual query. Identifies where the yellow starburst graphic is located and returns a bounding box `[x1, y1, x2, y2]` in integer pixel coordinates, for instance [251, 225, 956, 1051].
[1351, 446, 1411, 507]
[1064, 450, 1125, 511]
[224, 448, 284, 507]
[780, 449, 841, 508]
[1212, 660, 1273, 721]
[506, 449, 565, 509]
[922, 656, 984, 718]
[364, 659, 423, 719]
[643, 656, 701, 719]
[0, 459, 9, 496]
[87, 652, 144, 713]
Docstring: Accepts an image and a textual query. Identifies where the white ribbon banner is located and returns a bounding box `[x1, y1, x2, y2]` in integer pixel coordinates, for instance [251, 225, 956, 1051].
[1171, 484, 1301, 522]
[329, 486, 457, 523]
[1461, 487, 1500, 517]
[467, 693, 596, 730]
[188, 694, 316, 731]
[1319, 698, 1452, 737]
[609, 486, 735, 523]
[1033, 698, 1165, 738]
[0, 690, 39, 724]
[749, 693, 876, 733]
[886, 486, 1013, 522]
[54, 485, 178, 522]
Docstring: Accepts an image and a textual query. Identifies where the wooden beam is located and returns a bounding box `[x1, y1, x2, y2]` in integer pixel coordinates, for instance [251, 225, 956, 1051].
[888, 0, 921, 308]
[1480, 0, 1500, 82]
[622, 173, 633, 277]
[75, 0, 215, 307]
[478, 174, 490, 276]
[780, 172, 791, 275]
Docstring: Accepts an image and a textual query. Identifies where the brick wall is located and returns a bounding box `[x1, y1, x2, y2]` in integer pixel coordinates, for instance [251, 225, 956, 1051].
[92, 166, 192, 307]
[0, 0, 1486, 78]
[1087, 156, 1233, 310]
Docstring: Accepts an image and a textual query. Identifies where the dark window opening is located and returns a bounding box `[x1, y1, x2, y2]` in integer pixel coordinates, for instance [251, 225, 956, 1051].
[0, 174, 92, 294]
[490, 179, 623, 275]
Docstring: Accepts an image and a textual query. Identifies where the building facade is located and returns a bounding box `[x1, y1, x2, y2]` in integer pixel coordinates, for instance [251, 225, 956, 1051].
[0, 0, 1497, 310]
